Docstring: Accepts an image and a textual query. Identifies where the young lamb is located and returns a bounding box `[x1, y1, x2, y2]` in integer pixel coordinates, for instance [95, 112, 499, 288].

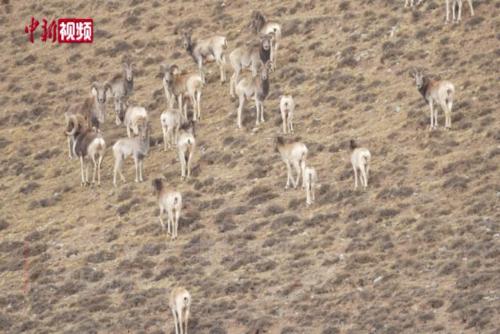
[275, 136, 308, 189]
[350, 140, 371, 190]
[162, 64, 203, 121]
[446, 0, 474, 23]
[304, 166, 317, 206]
[181, 29, 227, 83]
[65, 114, 106, 186]
[248, 11, 281, 70]
[114, 99, 149, 138]
[279, 95, 295, 134]
[153, 178, 182, 239]
[65, 81, 111, 158]
[169, 287, 191, 334]
[160, 108, 182, 151]
[410, 69, 455, 130]
[108, 61, 134, 102]
[229, 34, 273, 98]
[177, 121, 196, 180]
[235, 61, 271, 129]
[112, 121, 150, 186]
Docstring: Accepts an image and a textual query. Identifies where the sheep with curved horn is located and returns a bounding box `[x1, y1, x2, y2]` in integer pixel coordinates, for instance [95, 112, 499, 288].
[64, 114, 105, 186]
[65, 81, 111, 158]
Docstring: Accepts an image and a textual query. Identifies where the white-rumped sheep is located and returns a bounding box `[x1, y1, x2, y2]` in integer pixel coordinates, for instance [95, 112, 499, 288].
[279, 95, 295, 134]
[65, 114, 105, 186]
[161, 108, 182, 151]
[304, 166, 317, 206]
[446, 0, 474, 23]
[410, 69, 455, 130]
[112, 121, 150, 186]
[275, 136, 308, 189]
[153, 178, 182, 239]
[181, 29, 227, 83]
[162, 64, 203, 121]
[235, 61, 271, 129]
[169, 287, 191, 334]
[350, 140, 371, 190]
[177, 121, 196, 180]
[248, 11, 281, 70]
[114, 100, 149, 138]
[65, 81, 111, 158]
[108, 61, 134, 102]
[229, 34, 273, 98]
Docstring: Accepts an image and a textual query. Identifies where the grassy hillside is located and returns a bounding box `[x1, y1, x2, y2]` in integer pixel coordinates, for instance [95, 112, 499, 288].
[0, 0, 498, 333]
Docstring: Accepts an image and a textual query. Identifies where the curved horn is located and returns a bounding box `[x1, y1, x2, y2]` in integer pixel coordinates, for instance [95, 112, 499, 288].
[65, 115, 78, 136]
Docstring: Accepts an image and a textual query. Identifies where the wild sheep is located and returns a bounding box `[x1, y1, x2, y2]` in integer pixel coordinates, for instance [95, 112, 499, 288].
[112, 121, 150, 186]
[410, 69, 455, 130]
[114, 99, 149, 138]
[153, 178, 182, 239]
[169, 287, 191, 334]
[181, 29, 227, 83]
[108, 61, 134, 102]
[275, 136, 308, 189]
[177, 121, 196, 180]
[229, 34, 273, 98]
[235, 61, 271, 129]
[304, 166, 317, 206]
[279, 95, 295, 134]
[65, 81, 111, 158]
[350, 140, 371, 190]
[248, 11, 281, 70]
[446, 0, 474, 23]
[162, 64, 203, 121]
[161, 108, 182, 151]
[65, 114, 105, 186]
[405, 0, 423, 7]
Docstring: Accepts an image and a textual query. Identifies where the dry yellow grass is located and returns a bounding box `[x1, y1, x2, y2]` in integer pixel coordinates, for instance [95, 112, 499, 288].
[0, 0, 499, 333]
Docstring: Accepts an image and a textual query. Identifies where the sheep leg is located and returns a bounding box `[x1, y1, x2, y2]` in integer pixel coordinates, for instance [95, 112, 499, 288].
[230, 69, 239, 98]
[184, 309, 189, 334]
[139, 159, 144, 182]
[179, 150, 186, 179]
[360, 165, 368, 189]
[365, 164, 370, 188]
[172, 309, 180, 334]
[91, 155, 97, 184]
[196, 90, 202, 121]
[456, 0, 462, 22]
[67, 137, 74, 159]
[254, 96, 260, 125]
[441, 102, 451, 129]
[260, 100, 265, 123]
[288, 113, 294, 134]
[306, 185, 311, 205]
[281, 110, 287, 134]
[175, 208, 180, 239]
[126, 125, 131, 138]
[468, 0, 474, 16]
[97, 155, 103, 185]
[237, 95, 245, 129]
[301, 158, 307, 188]
[311, 181, 316, 202]
[446, 100, 453, 128]
[353, 166, 358, 189]
[445, 0, 450, 22]
[429, 101, 435, 130]
[198, 58, 205, 84]
[162, 126, 168, 151]
[85, 161, 90, 185]
[167, 207, 174, 238]
[187, 149, 194, 179]
[159, 206, 166, 231]
[79, 156, 86, 186]
[292, 161, 301, 189]
[285, 161, 292, 189]
[134, 156, 139, 182]
[273, 42, 278, 71]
